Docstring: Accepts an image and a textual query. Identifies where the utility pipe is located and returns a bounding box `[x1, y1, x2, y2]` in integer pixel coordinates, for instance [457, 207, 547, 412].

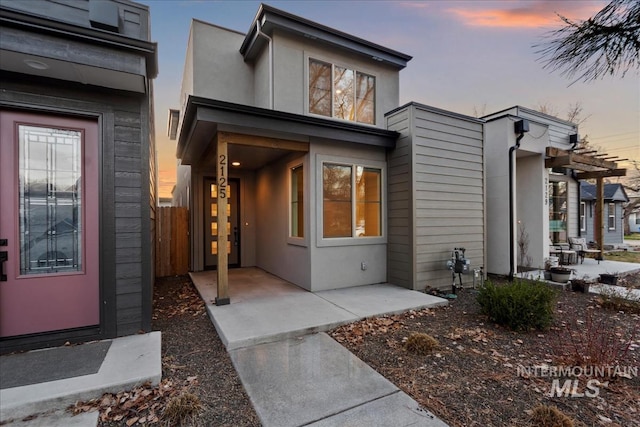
[508, 124, 527, 281]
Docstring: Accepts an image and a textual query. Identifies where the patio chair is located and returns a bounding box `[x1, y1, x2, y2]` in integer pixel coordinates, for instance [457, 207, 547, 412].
[569, 237, 601, 264]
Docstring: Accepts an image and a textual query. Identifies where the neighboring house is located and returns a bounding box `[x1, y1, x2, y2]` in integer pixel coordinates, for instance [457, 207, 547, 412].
[158, 197, 173, 207]
[580, 182, 629, 244]
[170, 5, 485, 295]
[0, 0, 157, 352]
[482, 107, 580, 276]
[630, 212, 640, 234]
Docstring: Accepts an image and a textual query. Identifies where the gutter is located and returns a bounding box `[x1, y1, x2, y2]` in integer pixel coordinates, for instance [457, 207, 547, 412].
[256, 19, 274, 109]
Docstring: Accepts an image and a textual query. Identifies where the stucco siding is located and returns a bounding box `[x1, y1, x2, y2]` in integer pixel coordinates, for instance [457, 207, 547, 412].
[255, 153, 311, 289]
[191, 21, 254, 106]
[309, 140, 387, 291]
[270, 31, 400, 127]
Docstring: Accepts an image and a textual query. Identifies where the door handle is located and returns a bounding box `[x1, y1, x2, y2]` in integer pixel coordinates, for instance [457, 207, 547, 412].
[0, 251, 7, 281]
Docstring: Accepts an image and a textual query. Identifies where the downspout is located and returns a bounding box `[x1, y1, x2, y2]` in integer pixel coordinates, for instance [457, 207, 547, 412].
[256, 19, 274, 109]
[509, 120, 529, 281]
[571, 170, 581, 237]
[569, 134, 580, 236]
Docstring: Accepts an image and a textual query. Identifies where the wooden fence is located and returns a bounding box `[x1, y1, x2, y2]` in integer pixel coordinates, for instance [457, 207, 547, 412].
[155, 207, 189, 277]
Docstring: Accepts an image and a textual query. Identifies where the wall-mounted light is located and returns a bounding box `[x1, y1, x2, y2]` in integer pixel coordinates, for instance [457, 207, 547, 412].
[231, 161, 241, 167]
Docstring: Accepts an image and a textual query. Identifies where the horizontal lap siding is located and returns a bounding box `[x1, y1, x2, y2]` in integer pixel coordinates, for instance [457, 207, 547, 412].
[413, 108, 484, 290]
[386, 109, 413, 288]
[115, 110, 144, 335]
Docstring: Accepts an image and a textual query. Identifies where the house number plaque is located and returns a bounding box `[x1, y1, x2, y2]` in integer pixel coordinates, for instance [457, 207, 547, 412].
[218, 154, 227, 199]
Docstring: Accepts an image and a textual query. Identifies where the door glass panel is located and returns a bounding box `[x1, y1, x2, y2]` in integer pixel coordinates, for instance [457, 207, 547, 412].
[19, 125, 82, 274]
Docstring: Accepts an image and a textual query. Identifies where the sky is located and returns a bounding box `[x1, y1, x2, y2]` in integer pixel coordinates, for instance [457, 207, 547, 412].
[138, 0, 640, 198]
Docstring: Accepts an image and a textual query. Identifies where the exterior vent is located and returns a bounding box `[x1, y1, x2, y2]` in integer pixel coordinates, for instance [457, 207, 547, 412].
[89, 0, 120, 33]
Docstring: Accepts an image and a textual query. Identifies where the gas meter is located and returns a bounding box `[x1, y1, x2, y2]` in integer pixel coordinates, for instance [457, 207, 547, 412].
[446, 247, 470, 294]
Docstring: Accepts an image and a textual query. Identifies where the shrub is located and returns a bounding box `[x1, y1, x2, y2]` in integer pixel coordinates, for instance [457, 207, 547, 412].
[597, 286, 640, 314]
[530, 405, 574, 427]
[404, 332, 438, 355]
[552, 308, 638, 368]
[477, 279, 557, 331]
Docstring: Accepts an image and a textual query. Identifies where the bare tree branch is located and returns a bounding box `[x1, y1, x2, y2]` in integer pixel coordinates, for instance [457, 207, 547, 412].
[536, 0, 640, 83]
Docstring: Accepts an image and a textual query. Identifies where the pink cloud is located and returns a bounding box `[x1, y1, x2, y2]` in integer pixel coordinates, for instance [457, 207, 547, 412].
[446, 1, 603, 29]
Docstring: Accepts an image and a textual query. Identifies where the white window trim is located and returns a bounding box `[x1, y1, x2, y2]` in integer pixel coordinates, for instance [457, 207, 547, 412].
[316, 154, 386, 247]
[608, 202, 616, 230]
[304, 53, 378, 126]
[580, 202, 586, 231]
[287, 157, 308, 247]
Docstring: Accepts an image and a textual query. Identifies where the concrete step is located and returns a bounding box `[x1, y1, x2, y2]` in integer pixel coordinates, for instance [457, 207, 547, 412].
[2, 410, 98, 427]
[0, 332, 161, 423]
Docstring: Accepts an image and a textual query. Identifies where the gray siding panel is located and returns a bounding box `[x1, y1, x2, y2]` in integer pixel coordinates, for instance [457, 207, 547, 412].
[386, 108, 413, 289]
[412, 106, 484, 290]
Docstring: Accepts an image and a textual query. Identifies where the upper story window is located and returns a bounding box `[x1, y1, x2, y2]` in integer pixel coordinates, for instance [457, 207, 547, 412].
[608, 203, 616, 230]
[309, 59, 375, 125]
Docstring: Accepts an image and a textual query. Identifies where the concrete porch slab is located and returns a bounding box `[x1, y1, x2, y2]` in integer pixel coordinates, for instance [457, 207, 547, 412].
[230, 333, 445, 427]
[518, 258, 640, 282]
[0, 332, 161, 423]
[190, 269, 447, 350]
[317, 283, 449, 318]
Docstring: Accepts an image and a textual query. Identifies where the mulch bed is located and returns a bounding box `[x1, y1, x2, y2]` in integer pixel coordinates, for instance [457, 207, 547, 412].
[73, 275, 259, 426]
[330, 274, 640, 427]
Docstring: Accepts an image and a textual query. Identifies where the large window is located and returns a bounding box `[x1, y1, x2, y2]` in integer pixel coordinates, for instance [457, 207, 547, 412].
[290, 165, 304, 238]
[548, 181, 567, 243]
[608, 203, 615, 230]
[323, 163, 381, 238]
[309, 59, 375, 124]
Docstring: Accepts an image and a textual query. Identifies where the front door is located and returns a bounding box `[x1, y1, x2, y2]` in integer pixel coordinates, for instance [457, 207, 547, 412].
[0, 111, 100, 338]
[204, 178, 239, 269]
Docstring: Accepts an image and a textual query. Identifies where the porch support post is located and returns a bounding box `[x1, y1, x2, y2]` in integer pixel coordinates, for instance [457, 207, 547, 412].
[594, 177, 604, 261]
[215, 135, 230, 306]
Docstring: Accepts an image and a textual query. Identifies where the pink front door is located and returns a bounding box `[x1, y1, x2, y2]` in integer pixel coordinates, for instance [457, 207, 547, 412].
[0, 111, 100, 338]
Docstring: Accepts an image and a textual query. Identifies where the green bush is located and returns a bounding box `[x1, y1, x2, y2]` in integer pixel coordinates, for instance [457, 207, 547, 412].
[477, 279, 557, 331]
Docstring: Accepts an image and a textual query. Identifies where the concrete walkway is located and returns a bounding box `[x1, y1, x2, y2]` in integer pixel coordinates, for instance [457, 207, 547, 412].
[0, 332, 161, 425]
[518, 257, 640, 282]
[191, 268, 449, 426]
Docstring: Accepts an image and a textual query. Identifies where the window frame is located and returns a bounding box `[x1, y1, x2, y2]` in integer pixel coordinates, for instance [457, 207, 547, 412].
[316, 155, 386, 247]
[580, 202, 586, 232]
[306, 55, 377, 125]
[608, 202, 616, 230]
[287, 158, 308, 247]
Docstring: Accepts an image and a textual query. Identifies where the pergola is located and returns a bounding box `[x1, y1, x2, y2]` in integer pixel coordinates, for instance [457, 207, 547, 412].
[545, 146, 627, 259]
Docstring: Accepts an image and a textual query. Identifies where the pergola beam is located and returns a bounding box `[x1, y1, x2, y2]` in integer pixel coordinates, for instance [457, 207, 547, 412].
[576, 169, 627, 180]
[545, 147, 618, 170]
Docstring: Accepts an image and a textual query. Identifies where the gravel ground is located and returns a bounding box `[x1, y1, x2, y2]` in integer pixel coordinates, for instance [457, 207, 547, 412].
[151, 275, 259, 427]
[330, 273, 640, 427]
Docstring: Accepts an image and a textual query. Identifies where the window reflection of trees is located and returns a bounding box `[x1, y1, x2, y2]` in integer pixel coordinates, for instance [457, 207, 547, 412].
[549, 181, 567, 243]
[323, 164, 352, 237]
[309, 59, 375, 124]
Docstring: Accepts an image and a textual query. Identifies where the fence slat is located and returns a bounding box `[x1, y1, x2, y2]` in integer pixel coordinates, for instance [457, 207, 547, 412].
[155, 207, 189, 277]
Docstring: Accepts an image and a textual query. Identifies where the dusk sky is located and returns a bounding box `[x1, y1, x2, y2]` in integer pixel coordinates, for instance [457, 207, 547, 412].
[138, 0, 640, 198]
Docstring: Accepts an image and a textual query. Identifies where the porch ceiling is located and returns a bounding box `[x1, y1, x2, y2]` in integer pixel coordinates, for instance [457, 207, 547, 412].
[544, 147, 627, 179]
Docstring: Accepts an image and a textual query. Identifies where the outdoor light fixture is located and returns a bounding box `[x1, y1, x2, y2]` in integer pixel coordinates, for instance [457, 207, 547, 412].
[514, 119, 529, 134]
[231, 161, 241, 167]
[24, 59, 49, 70]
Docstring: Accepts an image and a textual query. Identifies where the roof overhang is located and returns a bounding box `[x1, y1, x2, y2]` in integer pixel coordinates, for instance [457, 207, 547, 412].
[545, 147, 627, 180]
[176, 96, 399, 165]
[0, 6, 157, 86]
[240, 4, 411, 69]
